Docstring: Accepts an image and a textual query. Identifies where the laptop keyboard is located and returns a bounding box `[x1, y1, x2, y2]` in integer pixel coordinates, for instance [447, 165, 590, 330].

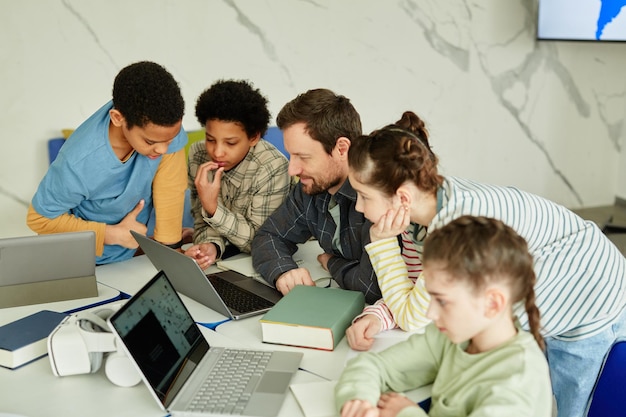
[208, 276, 274, 313]
[188, 349, 273, 414]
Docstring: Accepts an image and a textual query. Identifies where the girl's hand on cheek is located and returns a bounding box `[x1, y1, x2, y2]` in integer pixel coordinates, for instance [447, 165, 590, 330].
[370, 206, 410, 242]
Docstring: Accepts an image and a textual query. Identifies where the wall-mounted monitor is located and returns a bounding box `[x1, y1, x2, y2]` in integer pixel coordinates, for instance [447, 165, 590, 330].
[538, 0, 626, 41]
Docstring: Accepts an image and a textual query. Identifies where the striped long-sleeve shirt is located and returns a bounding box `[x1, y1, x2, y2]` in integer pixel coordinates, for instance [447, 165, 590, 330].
[365, 176, 626, 340]
[358, 225, 429, 331]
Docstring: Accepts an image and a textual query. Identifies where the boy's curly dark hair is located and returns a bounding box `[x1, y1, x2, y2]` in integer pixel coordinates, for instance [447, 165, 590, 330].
[112, 61, 184, 129]
[195, 79, 271, 138]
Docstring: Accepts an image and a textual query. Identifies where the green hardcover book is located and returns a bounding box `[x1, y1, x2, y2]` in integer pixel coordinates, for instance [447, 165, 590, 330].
[259, 285, 365, 351]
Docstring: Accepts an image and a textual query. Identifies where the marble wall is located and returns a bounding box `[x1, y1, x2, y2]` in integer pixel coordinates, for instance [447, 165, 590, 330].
[1, 0, 625, 237]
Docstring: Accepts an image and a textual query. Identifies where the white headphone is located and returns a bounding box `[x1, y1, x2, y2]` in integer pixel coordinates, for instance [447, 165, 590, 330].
[47, 304, 141, 387]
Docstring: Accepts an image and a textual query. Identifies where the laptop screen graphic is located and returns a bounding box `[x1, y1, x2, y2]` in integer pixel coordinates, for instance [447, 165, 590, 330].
[110, 271, 209, 406]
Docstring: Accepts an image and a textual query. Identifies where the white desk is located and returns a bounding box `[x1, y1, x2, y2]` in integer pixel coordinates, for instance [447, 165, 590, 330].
[1, 257, 316, 417]
[95, 254, 354, 379]
[98, 254, 410, 381]
[1, 253, 426, 417]
[0, 327, 322, 417]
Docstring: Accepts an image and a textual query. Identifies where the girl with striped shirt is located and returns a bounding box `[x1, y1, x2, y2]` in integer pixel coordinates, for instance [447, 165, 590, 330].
[345, 111, 626, 417]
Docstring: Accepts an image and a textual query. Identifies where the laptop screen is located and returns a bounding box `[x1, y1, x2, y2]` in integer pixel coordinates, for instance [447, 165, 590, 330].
[109, 270, 209, 407]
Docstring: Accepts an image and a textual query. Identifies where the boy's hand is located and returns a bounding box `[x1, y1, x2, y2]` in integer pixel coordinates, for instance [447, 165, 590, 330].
[184, 243, 219, 270]
[195, 161, 224, 217]
[346, 315, 382, 351]
[105, 200, 148, 248]
[370, 206, 410, 242]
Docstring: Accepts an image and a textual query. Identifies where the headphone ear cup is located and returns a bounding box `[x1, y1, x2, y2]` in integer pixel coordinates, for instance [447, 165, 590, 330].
[105, 350, 141, 387]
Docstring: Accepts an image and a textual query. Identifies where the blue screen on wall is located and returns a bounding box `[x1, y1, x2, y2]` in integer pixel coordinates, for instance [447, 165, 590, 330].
[538, 0, 626, 41]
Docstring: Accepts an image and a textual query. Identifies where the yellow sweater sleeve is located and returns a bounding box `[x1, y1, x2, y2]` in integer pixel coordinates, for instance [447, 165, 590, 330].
[26, 204, 107, 256]
[152, 149, 186, 244]
[365, 237, 431, 331]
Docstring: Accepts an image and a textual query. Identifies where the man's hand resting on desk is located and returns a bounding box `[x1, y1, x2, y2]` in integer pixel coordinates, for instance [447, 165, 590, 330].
[275, 267, 315, 295]
[185, 242, 219, 270]
[346, 315, 382, 351]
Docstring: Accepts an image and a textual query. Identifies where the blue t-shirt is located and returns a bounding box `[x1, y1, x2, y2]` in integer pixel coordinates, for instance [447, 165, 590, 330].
[32, 101, 187, 264]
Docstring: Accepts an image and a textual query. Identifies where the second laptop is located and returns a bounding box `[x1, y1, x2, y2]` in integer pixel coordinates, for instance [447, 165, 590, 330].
[131, 230, 282, 320]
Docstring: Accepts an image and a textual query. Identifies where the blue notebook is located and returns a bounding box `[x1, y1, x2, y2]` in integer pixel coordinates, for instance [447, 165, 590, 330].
[0, 310, 67, 369]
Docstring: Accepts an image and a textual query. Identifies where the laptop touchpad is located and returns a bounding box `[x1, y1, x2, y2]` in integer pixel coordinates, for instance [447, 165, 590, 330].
[255, 371, 293, 394]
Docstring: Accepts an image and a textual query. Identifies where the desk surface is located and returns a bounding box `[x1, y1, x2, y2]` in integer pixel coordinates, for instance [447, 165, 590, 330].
[0, 327, 321, 417]
[96, 254, 355, 380]
[1, 252, 423, 417]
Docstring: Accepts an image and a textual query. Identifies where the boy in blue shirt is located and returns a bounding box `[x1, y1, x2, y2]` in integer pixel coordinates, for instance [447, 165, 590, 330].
[27, 61, 187, 264]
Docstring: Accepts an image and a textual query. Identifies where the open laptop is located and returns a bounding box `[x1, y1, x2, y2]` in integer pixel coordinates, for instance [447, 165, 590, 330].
[0, 231, 97, 307]
[131, 230, 282, 320]
[108, 270, 303, 417]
